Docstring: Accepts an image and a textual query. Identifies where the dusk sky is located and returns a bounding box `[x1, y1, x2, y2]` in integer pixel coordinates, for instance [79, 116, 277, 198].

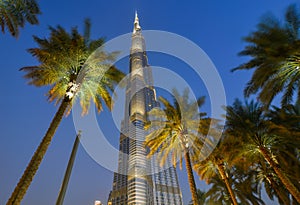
[1, 1, 298, 204]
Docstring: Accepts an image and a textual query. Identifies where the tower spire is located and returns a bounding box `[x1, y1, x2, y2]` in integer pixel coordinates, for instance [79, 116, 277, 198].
[133, 11, 141, 33]
[108, 13, 183, 205]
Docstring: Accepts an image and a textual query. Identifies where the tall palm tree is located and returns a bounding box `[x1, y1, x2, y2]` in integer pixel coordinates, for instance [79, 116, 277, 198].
[6, 19, 124, 204]
[194, 135, 239, 205]
[225, 99, 300, 203]
[232, 4, 300, 107]
[204, 166, 265, 205]
[0, 0, 40, 37]
[268, 102, 300, 204]
[144, 88, 206, 205]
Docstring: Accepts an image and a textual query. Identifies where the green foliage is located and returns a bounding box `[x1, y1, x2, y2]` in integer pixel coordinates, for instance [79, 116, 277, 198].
[144, 88, 209, 205]
[145, 88, 206, 168]
[188, 189, 206, 205]
[255, 162, 291, 205]
[21, 19, 124, 114]
[225, 100, 280, 152]
[194, 4, 300, 205]
[205, 175, 232, 205]
[202, 164, 265, 205]
[233, 4, 300, 107]
[7, 20, 124, 204]
[193, 98, 299, 204]
[223, 99, 300, 204]
[0, 0, 40, 37]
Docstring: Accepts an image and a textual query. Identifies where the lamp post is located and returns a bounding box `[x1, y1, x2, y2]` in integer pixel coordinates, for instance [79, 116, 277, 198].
[56, 131, 81, 205]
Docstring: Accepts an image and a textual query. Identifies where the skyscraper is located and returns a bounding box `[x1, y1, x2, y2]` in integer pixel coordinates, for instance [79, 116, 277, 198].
[108, 13, 183, 205]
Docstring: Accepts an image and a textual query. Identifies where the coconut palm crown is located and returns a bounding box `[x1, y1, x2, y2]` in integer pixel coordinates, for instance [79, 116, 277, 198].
[22, 19, 123, 114]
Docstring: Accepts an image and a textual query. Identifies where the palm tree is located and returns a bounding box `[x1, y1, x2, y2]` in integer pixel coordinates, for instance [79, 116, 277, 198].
[233, 167, 265, 205]
[268, 102, 300, 204]
[232, 4, 300, 107]
[225, 99, 300, 203]
[194, 135, 239, 205]
[189, 189, 206, 205]
[204, 166, 265, 205]
[144, 88, 206, 205]
[6, 19, 124, 204]
[269, 101, 300, 136]
[205, 175, 232, 205]
[256, 162, 291, 205]
[0, 0, 40, 37]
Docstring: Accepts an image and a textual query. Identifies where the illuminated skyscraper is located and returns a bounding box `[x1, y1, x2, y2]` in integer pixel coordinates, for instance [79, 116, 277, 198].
[108, 13, 182, 205]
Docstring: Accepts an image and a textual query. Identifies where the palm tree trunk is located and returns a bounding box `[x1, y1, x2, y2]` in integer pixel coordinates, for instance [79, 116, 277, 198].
[7, 97, 71, 205]
[260, 147, 300, 203]
[56, 132, 80, 205]
[216, 162, 238, 205]
[184, 150, 198, 205]
[267, 175, 290, 205]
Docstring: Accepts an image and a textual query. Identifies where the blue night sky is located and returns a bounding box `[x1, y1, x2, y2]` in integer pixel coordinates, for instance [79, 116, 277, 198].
[0, 1, 298, 205]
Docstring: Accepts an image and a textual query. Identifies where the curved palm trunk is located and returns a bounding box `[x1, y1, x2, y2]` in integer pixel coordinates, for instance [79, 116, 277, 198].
[216, 162, 238, 205]
[184, 151, 198, 205]
[267, 175, 290, 205]
[7, 97, 71, 205]
[260, 147, 300, 203]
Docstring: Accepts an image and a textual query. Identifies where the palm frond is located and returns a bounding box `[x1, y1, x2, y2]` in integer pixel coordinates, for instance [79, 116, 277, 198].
[21, 20, 124, 116]
[233, 4, 300, 107]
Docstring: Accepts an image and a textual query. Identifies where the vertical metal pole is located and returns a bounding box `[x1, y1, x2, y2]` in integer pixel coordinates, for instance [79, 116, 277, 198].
[56, 131, 81, 205]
